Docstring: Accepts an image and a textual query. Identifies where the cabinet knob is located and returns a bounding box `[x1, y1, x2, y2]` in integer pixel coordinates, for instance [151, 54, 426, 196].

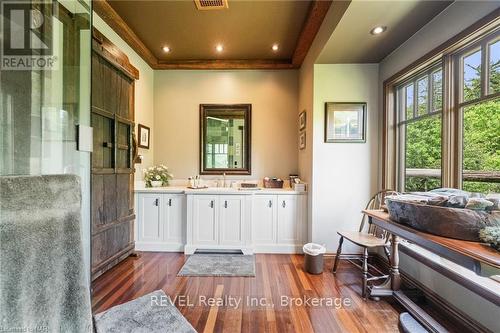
[224, 200, 228, 208]
[154, 198, 159, 206]
[210, 200, 214, 208]
[282, 200, 286, 208]
[168, 198, 172, 206]
[268, 200, 272, 208]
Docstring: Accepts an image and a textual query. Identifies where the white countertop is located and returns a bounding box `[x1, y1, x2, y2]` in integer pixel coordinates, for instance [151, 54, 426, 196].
[135, 186, 306, 195]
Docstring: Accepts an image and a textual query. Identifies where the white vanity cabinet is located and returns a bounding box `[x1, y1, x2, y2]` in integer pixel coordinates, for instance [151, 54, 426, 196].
[135, 188, 307, 254]
[252, 193, 306, 253]
[186, 194, 252, 254]
[191, 195, 218, 246]
[137, 194, 162, 243]
[135, 192, 185, 251]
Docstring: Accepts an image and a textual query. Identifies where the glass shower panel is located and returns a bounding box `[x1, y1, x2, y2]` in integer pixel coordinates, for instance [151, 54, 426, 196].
[0, 0, 92, 279]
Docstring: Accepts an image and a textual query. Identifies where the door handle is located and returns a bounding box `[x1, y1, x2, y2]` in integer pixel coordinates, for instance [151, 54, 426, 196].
[168, 198, 172, 206]
[224, 200, 228, 208]
[210, 200, 214, 208]
[268, 200, 272, 208]
[282, 200, 286, 208]
[154, 198, 159, 206]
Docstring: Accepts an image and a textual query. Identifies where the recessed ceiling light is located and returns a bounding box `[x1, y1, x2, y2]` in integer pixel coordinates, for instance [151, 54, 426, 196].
[216, 44, 224, 53]
[272, 43, 279, 52]
[162, 46, 171, 53]
[370, 26, 387, 35]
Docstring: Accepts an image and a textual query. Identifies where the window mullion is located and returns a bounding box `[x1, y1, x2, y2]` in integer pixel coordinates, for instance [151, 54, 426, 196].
[442, 54, 457, 189]
[481, 41, 488, 98]
[428, 72, 433, 113]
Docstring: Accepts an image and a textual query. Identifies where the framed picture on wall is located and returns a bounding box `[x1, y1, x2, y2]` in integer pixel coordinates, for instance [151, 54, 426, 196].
[325, 102, 366, 143]
[299, 131, 306, 150]
[138, 124, 150, 149]
[299, 110, 306, 131]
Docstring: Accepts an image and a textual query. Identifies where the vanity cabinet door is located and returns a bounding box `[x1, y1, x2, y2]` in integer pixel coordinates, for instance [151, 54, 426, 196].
[277, 195, 299, 244]
[252, 195, 276, 245]
[138, 194, 162, 242]
[163, 194, 185, 244]
[193, 195, 218, 246]
[219, 195, 245, 246]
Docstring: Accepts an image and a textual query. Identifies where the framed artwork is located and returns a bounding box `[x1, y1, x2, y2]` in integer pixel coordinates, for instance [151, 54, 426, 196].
[299, 110, 306, 131]
[325, 102, 366, 143]
[299, 131, 306, 150]
[138, 124, 150, 149]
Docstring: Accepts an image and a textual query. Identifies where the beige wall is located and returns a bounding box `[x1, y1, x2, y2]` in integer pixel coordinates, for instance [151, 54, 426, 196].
[312, 64, 379, 253]
[93, 14, 155, 180]
[298, 2, 349, 242]
[153, 70, 299, 180]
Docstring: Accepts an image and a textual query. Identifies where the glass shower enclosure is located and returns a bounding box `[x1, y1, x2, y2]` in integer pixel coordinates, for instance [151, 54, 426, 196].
[0, 0, 92, 280]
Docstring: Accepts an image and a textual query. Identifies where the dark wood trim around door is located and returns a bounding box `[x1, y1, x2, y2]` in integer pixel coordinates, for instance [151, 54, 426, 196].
[93, 0, 157, 67]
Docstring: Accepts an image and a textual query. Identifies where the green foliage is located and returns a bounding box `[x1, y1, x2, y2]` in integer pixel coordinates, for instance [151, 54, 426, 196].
[405, 115, 442, 192]
[405, 58, 499, 194]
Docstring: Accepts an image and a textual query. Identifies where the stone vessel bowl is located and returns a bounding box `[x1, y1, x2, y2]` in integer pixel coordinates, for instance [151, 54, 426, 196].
[386, 199, 500, 242]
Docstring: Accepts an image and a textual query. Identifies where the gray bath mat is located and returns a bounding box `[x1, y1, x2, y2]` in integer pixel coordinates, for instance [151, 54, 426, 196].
[178, 254, 256, 277]
[94, 290, 196, 333]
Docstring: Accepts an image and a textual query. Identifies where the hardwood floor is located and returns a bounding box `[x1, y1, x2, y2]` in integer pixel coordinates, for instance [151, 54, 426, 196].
[92, 253, 403, 332]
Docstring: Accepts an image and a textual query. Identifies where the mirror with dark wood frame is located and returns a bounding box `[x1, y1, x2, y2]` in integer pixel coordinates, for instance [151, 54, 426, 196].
[200, 104, 251, 175]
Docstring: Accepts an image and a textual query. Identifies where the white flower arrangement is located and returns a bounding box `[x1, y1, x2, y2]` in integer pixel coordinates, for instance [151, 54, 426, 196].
[143, 164, 173, 187]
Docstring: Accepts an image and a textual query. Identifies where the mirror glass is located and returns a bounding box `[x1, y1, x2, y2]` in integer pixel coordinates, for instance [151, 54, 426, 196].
[200, 104, 251, 174]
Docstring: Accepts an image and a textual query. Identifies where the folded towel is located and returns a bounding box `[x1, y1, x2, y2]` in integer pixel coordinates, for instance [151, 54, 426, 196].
[0, 175, 92, 333]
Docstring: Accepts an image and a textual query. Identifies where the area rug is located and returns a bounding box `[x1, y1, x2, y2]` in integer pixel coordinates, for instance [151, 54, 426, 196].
[94, 290, 196, 333]
[178, 254, 256, 277]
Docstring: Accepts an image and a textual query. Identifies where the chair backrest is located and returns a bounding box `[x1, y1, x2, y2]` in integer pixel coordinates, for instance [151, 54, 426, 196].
[359, 189, 399, 238]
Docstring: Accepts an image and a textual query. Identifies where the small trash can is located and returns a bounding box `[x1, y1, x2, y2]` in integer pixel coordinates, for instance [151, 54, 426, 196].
[303, 243, 326, 274]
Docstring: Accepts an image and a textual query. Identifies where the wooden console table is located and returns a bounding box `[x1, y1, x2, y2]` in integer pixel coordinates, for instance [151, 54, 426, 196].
[363, 209, 500, 301]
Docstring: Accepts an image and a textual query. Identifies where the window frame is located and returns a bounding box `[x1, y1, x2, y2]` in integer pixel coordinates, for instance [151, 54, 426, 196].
[395, 65, 443, 191]
[454, 33, 500, 189]
[382, 12, 500, 192]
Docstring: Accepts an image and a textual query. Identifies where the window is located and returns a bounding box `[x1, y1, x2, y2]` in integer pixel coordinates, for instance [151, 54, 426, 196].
[384, 21, 499, 195]
[397, 67, 443, 192]
[457, 35, 500, 193]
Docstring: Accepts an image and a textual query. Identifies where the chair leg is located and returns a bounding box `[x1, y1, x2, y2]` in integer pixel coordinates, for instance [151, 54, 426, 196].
[383, 245, 391, 262]
[362, 247, 368, 299]
[332, 236, 343, 273]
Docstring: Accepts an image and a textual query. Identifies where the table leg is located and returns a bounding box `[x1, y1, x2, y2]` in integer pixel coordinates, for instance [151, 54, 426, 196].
[390, 234, 401, 291]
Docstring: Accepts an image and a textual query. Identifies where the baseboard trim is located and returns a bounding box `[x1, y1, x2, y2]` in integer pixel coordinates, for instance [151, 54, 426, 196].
[372, 254, 492, 333]
[135, 242, 184, 252]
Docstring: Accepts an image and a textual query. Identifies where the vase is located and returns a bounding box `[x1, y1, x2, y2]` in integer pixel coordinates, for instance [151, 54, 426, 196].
[150, 180, 163, 187]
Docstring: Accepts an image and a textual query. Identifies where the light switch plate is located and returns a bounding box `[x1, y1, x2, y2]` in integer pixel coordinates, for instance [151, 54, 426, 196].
[77, 125, 93, 152]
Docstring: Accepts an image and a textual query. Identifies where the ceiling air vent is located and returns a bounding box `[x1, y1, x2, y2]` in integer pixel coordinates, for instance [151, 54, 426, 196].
[194, 0, 228, 10]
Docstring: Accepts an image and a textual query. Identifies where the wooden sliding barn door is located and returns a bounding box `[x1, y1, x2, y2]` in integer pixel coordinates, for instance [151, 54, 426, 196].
[91, 29, 139, 281]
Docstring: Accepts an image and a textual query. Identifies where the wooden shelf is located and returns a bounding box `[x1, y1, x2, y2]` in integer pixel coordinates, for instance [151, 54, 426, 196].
[364, 210, 500, 270]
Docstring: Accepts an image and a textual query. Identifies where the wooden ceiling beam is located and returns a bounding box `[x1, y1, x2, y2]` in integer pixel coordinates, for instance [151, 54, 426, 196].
[291, 0, 334, 67]
[156, 59, 295, 70]
[93, 0, 158, 68]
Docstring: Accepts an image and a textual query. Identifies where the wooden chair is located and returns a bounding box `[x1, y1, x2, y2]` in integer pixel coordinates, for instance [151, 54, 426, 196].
[333, 189, 399, 299]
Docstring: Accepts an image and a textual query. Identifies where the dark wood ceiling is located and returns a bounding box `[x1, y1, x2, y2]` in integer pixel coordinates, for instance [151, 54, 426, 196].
[93, 0, 342, 69]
